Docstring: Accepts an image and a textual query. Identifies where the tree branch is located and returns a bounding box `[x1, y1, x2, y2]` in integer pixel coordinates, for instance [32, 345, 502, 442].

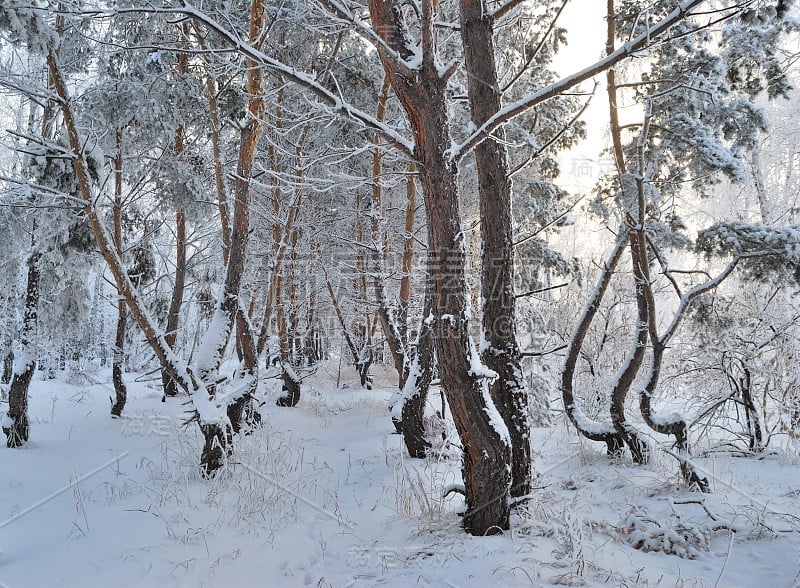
[450, 0, 708, 162]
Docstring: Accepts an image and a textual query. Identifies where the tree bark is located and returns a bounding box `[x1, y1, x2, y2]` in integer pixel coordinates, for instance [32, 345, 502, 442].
[110, 129, 128, 417]
[162, 121, 188, 399]
[2, 350, 13, 385]
[368, 0, 511, 535]
[399, 286, 434, 458]
[4, 249, 39, 447]
[561, 232, 629, 454]
[459, 0, 536, 497]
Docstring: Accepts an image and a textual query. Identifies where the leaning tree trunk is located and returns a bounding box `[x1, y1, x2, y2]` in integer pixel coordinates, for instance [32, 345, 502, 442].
[4, 250, 39, 447]
[47, 43, 229, 478]
[459, 0, 536, 497]
[369, 0, 512, 534]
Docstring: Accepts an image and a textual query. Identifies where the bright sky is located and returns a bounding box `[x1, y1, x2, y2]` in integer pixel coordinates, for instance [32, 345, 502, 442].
[553, 1, 613, 196]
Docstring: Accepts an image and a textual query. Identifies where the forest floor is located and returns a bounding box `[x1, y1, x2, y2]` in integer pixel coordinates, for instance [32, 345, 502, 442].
[1, 362, 798, 587]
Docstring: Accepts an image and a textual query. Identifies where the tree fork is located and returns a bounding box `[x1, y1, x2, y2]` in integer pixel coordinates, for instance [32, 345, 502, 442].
[368, 0, 512, 535]
[459, 0, 536, 497]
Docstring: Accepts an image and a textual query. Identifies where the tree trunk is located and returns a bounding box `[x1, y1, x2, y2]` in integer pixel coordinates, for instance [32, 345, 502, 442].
[612, 223, 650, 464]
[459, 0, 536, 497]
[399, 287, 434, 458]
[2, 350, 13, 385]
[368, 0, 511, 534]
[4, 251, 39, 447]
[109, 129, 128, 417]
[162, 35, 190, 399]
[162, 205, 187, 398]
[561, 232, 628, 454]
[192, 0, 267, 474]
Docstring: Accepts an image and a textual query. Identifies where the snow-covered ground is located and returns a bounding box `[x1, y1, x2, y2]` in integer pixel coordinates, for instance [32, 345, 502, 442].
[1, 364, 798, 587]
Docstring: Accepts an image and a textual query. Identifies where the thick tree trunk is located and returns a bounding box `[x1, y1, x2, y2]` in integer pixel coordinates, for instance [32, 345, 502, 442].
[459, 0, 535, 497]
[4, 252, 39, 447]
[368, 0, 511, 535]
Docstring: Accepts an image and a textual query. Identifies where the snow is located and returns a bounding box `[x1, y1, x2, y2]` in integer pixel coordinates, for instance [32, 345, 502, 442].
[0, 367, 798, 587]
[569, 403, 616, 436]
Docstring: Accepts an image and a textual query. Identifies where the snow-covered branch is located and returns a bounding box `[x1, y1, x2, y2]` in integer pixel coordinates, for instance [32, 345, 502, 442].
[450, 0, 708, 162]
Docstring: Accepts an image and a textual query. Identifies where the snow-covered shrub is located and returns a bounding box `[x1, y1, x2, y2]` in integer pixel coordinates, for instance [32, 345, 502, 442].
[616, 507, 714, 559]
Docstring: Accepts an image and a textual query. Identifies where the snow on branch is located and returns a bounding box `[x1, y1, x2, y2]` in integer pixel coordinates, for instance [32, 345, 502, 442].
[121, 3, 415, 158]
[449, 0, 708, 163]
[696, 221, 800, 283]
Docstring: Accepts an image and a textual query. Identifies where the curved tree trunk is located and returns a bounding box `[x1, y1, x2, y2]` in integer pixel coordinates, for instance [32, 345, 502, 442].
[561, 232, 628, 454]
[611, 221, 650, 464]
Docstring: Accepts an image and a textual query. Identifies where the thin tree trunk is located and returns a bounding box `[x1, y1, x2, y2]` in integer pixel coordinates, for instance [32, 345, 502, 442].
[459, 0, 535, 497]
[193, 25, 231, 262]
[161, 30, 191, 398]
[162, 44, 189, 397]
[110, 129, 128, 417]
[371, 77, 410, 400]
[319, 253, 369, 387]
[399, 286, 434, 458]
[398, 161, 416, 342]
[2, 350, 13, 385]
[46, 45, 234, 477]
[561, 231, 629, 454]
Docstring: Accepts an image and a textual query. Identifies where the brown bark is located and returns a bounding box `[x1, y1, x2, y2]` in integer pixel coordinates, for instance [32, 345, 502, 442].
[111, 129, 128, 417]
[613, 219, 650, 464]
[368, 0, 511, 535]
[2, 350, 13, 385]
[162, 127, 187, 399]
[561, 231, 629, 454]
[400, 286, 434, 458]
[398, 161, 417, 341]
[195, 0, 267, 472]
[598, 7, 648, 464]
[193, 25, 231, 262]
[371, 78, 408, 388]
[4, 249, 38, 447]
[459, 0, 533, 497]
